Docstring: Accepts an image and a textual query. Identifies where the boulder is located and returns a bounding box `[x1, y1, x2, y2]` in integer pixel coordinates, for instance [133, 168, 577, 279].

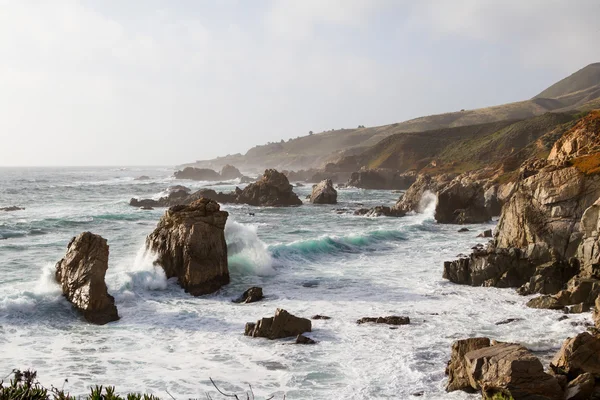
[174, 167, 221, 181]
[353, 206, 406, 218]
[564, 372, 595, 400]
[310, 179, 337, 204]
[236, 169, 302, 207]
[356, 316, 410, 325]
[395, 173, 455, 213]
[551, 332, 600, 379]
[435, 178, 491, 224]
[220, 164, 243, 180]
[346, 169, 416, 190]
[233, 287, 263, 304]
[478, 229, 493, 238]
[146, 198, 229, 296]
[445, 337, 491, 392]
[55, 232, 119, 325]
[295, 334, 316, 344]
[245, 309, 311, 340]
[0, 206, 24, 211]
[464, 343, 563, 399]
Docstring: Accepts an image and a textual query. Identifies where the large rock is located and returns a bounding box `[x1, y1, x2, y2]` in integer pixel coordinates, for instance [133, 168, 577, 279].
[310, 179, 337, 204]
[146, 198, 229, 296]
[548, 110, 600, 163]
[347, 169, 416, 190]
[220, 164, 243, 180]
[551, 332, 600, 379]
[244, 309, 311, 339]
[236, 169, 302, 207]
[464, 343, 563, 399]
[55, 232, 119, 325]
[174, 167, 221, 181]
[395, 173, 455, 213]
[445, 337, 491, 392]
[435, 178, 491, 224]
[564, 372, 595, 400]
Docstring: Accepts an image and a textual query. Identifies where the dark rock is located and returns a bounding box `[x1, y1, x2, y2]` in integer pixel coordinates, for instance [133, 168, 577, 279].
[356, 316, 410, 325]
[353, 206, 406, 217]
[174, 167, 221, 181]
[140, 206, 154, 210]
[295, 334, 316, 344]
[551, 332, 600, 379]
[0, 206, 24, 211]
[310, 179, 337, 204]
[245, 309, 311, 340]
[220, 164, 243, 180]
[395, 173, 455, 214]
[564, 372, 595, 400]
[435, 179, 491, 224]
[311, 315, 331, 320]
[236, 169, 302, 207]
[347, 169, 416, 190]
[146, 198, 229, 296]
[134, 175, 150, 180]
[457, 228, 469, 233]
[495, 318, 523, 325]
[233, 287, 263, 304]
[517, 260, 578, 296]
[55, 232, 119, 325]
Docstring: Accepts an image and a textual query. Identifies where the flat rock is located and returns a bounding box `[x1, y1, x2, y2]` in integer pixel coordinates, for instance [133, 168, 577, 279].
[356, 316, 410, 325]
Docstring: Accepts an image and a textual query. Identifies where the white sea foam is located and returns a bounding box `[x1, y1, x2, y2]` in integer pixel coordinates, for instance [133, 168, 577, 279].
[121, 245, 168, 291]
[226, 220, 275, 276]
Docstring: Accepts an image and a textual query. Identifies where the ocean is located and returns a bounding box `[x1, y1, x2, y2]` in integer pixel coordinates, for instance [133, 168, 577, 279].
[0, 167, 587, 399]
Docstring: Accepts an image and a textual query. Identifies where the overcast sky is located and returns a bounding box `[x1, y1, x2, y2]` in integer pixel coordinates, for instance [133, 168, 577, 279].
[1, 0, 599, 166]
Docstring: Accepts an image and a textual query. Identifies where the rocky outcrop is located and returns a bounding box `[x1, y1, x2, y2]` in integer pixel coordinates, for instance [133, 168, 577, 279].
[130, 188, 238, 208]
[146, 198, 229, 296]
[435, 177, 491, 224]
[236, 169, 302, 207]
[233, 287, 263, 304]
[174, 167, 221, 181]
[356, 316, 410, 325]
[347, 169, 416, 190]
[55, 232, 119, 325]
[310, 179, 337, 204]
[0, 206, 24, 211]
[244, 309, 311, 339]
[446, 337, 491, 392]
[353, 206, 406, 218]
[395, 173, 455, 213]
[220, 164, 243, 180]
[548, 110, 600, 163]
[551, 332, 600, 380]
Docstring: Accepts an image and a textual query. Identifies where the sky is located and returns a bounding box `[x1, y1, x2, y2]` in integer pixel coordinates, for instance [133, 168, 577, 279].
[1, 0, 599, 166]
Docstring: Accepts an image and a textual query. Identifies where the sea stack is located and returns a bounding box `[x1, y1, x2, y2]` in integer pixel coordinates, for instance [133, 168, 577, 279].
[236, 169, 302, 206]
[310, 179, 337, 204]
[146, 198, 229, 295]
[55, 232, 119, 325]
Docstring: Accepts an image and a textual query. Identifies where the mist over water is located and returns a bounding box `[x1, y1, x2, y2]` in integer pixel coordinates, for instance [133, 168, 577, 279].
[0, 167, 587, 399]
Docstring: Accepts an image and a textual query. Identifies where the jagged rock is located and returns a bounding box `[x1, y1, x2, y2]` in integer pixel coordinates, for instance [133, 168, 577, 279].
[395, 174, 455, 213]
[233, 287, 263, 304]
[527, 276, 600, 310]
[220, 164, 243, 180]
[564, 372, 595, 400]
[517, 260, 578, 296]
[548, 110, 600, 163]
[478, 229, 493, 238]
[356, 316, 410, 325]
[244, 309, 311, 339]
[0, 206, 24, 211]
[353, 206, 406, 217]
[551, 332, 600, 379]
[443, 247, 535, 288]
[464, 343, 563, 399]
[577, 198, 600, 277]
[134, 175, 150, 180]
[484, 185, 503, 216]
[55, 232, 119, 325]
[236, 169, 302, 207]
[445, 337, 491, 392]
[311, 315, 331, 320]
[347, 169, 416, 190]
[146, 198, 229, 296]
[310, 179, 337, 204]
[174, 167, 221, 181]
[295, 334, 316, 344]
[435, 178, 491, 224]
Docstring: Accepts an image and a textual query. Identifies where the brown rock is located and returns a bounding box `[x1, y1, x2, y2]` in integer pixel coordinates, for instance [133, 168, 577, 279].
[551, 332, 600, 379]
[245, 309, 311, 340]
[236, 169, 302, 207]
[564, 372, 595, 400]
[233, 287, 263, 304]
[395, 173, 455, 214]
[548, 110, 600, 163]
[435, 178, 491, 224]
[356, 316, 410, 325]
[220, 164, 243, 180]
[146, 198, 229, 296]
[55, 232, 119, 325]
[310, 179, 337, 204]
[445, 337, 491, 392]
[594, 295, 600, 329]
[295, 334, 316, 344]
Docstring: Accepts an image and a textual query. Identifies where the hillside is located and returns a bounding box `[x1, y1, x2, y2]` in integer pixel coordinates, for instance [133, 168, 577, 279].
[183, 63, 600, 173]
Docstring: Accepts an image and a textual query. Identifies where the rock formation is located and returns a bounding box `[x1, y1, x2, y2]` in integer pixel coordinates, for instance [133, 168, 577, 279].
[174, 167, 221, 181]
[435, 177, 491, 224]
[244, 309, 311, 339]
[548, 110, 600, 162]
[236, 169, 302, 207]
[395, 174, 455, 214]
[346, 169, 416, 190]
[55, 232, 119, 325]
[146, 198, 229, 296]
[130, 188, 238, 208]
[220, 164, 243, 180]
[310, 179, 337, 204]
[354, 206, 406, 218]
[0, 206, 24, 211]
[233, 287, 263, 304]
[445, 337, 491, 392]
[134, 175, 150, 180]
[551, 332, 600, 380]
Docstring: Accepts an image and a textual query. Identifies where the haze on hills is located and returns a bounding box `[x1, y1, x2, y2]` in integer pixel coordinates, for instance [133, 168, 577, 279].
[1, 1, 599, 167]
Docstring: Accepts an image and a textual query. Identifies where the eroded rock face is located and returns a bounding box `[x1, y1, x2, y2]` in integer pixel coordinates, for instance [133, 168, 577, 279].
[220, 164, 243, 180]
[395, 173, 455, 213]
[244, 309, 311, 339]
[551, 332, 600, 380]
[435, 178, 491, 224]
[445, 337, 491, 392]
[174, 167, 221, 181]
[548, 110, 600, 163]
[347, 169, 416, 190]
[55, 232, 119, 325]
[310, 179, 337, 204]
[146, 198, 229, 296]
[237, 169, 302, 207]
[465, 343, 563, 400]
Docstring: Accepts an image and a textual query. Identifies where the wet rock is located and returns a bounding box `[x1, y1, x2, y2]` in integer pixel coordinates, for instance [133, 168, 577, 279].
[353, 206, 406, 218]
[551, 332, 600, 379]
[564, 372, 595, 400]
[0, 206, 24, 211]
[445, 337, 491, 392]
[233, 287, 263, 304]
[435, 179, 491, 224]
[236, 169, 302, 207]
[356, 316, 410, 325]
[295, 334, 316, 344]
[477, 229, 493, 238]
[310, 179, 337, 204]
[395, 174, 455, 213]
[146, 198, 229, 296]
[134, 175, 150, 180]
[220, 164, 243, 180]
[174, 167, 221, 181]
[465, 343, 563, 399]
[130, 187, 237, 208]
[495, 318, 523, 325]
[245, 309, 311, 340]
[457, 228, 469, 233]
[311, 315, 331, 320]
[55, 232, 119, 325]
[517, 259, 578, 296]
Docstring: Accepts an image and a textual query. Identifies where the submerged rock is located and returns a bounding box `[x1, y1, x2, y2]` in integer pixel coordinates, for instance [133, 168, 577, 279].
[0, 206, 24, 211]
[233, 287, 263, 304]
[146, 198, 229, 296]
[237, 169, 302, 207]
[245, 309, 311, 340]
[310, 179, 337, 204]
[356, 316, 410, 325]
[55, 232, 119, 325]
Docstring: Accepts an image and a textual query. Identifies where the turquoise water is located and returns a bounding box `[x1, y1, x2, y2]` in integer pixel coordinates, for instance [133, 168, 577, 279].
[0, 167, 587, 399]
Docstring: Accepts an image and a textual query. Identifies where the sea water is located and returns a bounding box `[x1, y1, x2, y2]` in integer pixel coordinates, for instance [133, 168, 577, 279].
[0, 167, 588, 399]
